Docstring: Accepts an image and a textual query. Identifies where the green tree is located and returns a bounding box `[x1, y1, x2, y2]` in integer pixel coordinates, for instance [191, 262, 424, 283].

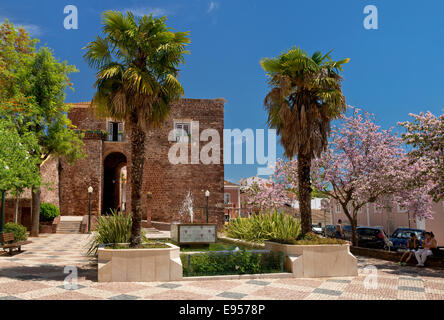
[0, 117, 41, 230]
[0, 20, 85, 237]
[26, 47, 84, 237]
[83, 11, 190, 246]
[260, 47, 348, 235]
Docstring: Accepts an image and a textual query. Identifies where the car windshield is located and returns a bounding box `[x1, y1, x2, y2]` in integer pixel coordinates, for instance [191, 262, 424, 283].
[357, 228, 379, 236]
[392, 230, 422, 239]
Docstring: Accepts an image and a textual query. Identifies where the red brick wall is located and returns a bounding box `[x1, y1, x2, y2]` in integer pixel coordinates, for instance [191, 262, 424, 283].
[40, 156, 59, 207]
[59, 139, 103, 216]
[56, 99, 225, 225]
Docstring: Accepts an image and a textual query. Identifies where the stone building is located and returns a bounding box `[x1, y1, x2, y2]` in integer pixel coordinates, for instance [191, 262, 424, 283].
[2, 98, 226, 228]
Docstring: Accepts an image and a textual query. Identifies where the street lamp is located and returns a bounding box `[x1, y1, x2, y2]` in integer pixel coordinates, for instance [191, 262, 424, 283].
[88, 186, 93, 233]
[1, 165, 9, 235]
[205, 190, 210, 223]
[0, 190, 5, 235]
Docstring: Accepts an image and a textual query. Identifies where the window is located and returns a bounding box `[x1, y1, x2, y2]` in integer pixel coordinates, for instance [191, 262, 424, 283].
[224, 193, 231, 204]
[335, 203, 341, 213]
[397, 204, 407, 213]
[374, 204, 382, 213]
[175, 122, 190, 142]
[107, 122, 124, 141]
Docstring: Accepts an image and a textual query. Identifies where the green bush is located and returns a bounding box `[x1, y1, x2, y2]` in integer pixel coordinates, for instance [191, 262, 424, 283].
[40, 203, 60, 222]
[225, 210, 301, 244]
[181, 250, 283, 276]
[87, 210, 148, 256]
[4, 222, 27, 241]
[289, 232, 347, 245]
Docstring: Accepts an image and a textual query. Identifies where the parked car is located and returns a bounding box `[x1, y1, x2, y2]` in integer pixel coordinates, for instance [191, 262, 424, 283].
[390, 228, 425, 252]
[356, 227, 392, 250]
[312, 224, 324, 235]
[325, 225, 337, 238]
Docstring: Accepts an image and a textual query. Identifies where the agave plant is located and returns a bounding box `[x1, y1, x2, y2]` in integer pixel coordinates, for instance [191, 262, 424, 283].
[225, 210, 301, 244]
[86, 210, 147, 256]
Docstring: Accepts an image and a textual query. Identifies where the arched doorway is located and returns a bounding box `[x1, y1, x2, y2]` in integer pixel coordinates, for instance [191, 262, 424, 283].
[103, 152, 127, 215]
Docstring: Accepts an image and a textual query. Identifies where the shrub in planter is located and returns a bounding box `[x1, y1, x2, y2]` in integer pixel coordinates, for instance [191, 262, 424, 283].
[87, 210, 148, 256]
[4, 222, 27, 241]
[181, 250, 282, 276]
[40, 203, 60, 222]
[225, 210, 301, 243]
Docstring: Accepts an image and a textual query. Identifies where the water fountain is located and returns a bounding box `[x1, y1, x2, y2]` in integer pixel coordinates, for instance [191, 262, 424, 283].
[179, 190, 194, 223]
[171, 190, 217, 245]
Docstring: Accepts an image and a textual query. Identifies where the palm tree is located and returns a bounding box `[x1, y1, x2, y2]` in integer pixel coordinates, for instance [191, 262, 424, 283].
[260, 47, 348, 235]
[83, 11, 190, 247]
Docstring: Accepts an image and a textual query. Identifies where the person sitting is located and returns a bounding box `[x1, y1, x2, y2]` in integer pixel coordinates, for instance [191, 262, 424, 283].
[398, 233, 418, 266]
[415, 232, 437, 267]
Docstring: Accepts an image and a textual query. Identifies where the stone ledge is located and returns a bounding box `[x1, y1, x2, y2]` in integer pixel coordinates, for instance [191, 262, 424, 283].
[181, 272, 292, 281]
[350, 246, 444, 268]
[265, 241, 358, 278]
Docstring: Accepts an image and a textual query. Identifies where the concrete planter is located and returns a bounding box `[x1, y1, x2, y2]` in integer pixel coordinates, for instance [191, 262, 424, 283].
[265, 241, 358, 278]
[98, 243, 182, 282]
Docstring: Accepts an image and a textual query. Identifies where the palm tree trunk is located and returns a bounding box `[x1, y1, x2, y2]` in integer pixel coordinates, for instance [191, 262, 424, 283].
[31, 186, 41, 237]
[297, 153, 312, 235]
[129, 121, 146, 247]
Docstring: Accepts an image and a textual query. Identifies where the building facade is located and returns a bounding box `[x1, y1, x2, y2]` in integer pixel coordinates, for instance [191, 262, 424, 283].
[223, 180, 241, 221]
[2, 98, 226, 227]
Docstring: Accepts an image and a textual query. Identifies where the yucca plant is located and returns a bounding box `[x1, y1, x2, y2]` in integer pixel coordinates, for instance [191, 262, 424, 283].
[87, 209, 147, 256]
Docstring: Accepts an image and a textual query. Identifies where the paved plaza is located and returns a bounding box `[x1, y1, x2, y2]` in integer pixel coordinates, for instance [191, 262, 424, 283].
[0, 234, 444, 300]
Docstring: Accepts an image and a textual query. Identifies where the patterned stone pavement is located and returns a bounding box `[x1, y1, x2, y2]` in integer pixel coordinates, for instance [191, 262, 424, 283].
[1, 234, 444, 300]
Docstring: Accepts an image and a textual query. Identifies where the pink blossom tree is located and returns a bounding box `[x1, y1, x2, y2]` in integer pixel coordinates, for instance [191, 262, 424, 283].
[399, 111, 444, 202]
[312, 108, 434, 245]
[241, 175, 289, 212]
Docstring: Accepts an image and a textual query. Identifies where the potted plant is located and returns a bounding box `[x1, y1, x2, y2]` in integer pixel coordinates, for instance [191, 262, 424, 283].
[88, 210, 182, 282]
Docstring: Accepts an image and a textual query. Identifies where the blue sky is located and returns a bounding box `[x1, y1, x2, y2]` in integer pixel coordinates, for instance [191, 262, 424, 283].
[1, 0, 443, 183]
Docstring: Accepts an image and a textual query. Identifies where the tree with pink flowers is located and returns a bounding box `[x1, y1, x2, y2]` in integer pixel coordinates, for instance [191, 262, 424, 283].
[243, 108, 436, 245]
[312, 108, 434, 245]
[241, 175, 289, 211]
[399, 111, 444, 202]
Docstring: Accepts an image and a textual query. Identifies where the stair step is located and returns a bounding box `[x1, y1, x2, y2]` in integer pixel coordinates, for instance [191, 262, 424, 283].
[56, 221, 82, 234]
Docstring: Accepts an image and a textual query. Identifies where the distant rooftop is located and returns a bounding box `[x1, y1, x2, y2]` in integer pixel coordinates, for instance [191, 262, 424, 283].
[224, 180, 239, 187]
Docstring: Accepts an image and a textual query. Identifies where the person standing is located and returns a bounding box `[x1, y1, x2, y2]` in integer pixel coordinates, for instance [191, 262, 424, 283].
[335, 219, 344, 239]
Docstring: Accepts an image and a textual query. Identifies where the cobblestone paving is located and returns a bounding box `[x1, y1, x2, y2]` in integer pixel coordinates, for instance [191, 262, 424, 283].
[1, 234, 444, 300]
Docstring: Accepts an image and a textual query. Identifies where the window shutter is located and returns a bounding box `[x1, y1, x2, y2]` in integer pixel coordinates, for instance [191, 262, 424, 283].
[107, 122, 113, 141]
[118, 122, 124, 141]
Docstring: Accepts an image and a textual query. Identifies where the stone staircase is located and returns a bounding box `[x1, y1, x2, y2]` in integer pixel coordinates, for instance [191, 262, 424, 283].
[56, 219, 82, 234]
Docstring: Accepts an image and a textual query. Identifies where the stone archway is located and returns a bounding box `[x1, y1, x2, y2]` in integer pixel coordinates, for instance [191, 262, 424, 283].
[103, 152, 127, 215]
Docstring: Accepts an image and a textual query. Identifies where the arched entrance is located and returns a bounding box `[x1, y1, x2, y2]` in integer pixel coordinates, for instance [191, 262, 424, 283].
[103, 152, 127, 215]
